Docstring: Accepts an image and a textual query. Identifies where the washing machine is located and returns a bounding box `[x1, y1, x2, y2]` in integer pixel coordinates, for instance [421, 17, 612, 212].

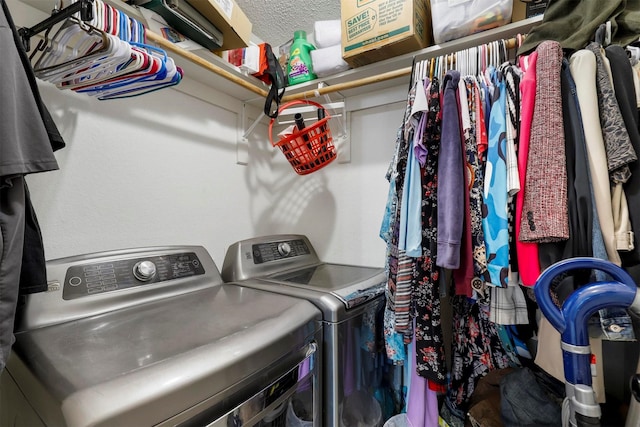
[222, 234, 396, 427]
[0, 246, 322, 427]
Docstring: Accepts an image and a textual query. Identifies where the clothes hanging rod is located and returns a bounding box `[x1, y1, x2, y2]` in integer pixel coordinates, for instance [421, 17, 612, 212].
[282, 67, 412, 102]
[281, 36, 522, 102]
[18, 0, 94, 52]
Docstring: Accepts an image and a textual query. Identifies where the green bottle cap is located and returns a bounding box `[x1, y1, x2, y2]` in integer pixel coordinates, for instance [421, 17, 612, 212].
[294, 30, 307, 40]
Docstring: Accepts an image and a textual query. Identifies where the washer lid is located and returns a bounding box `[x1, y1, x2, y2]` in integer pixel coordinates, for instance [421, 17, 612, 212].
[265, 263, 386, 309]
[221, 235, 386, 309]
[10, 284, 321, 427]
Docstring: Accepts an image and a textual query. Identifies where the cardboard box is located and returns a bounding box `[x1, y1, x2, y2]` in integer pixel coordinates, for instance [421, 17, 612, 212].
[512, 0, 548, 22]
[185, 0, 252, 49]
[341, 0, 431, 68]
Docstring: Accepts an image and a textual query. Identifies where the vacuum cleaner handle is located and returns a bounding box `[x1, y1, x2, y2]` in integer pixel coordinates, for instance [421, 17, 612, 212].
[534, 257, 637, 333]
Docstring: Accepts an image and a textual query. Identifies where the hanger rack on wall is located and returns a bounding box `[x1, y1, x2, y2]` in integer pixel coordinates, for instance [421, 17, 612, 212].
[18, 0, 94, 52]
[21, 0, 184, 100]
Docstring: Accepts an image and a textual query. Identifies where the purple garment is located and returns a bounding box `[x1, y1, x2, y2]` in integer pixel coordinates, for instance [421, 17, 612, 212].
[414, 112, 428, 166]
[407, 322, 439, 427]
[436, 71, 464, 269]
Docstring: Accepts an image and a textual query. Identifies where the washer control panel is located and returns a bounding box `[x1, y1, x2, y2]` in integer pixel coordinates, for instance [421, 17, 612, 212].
[252, 239, 311, 264]
[63, 252, 205, 300]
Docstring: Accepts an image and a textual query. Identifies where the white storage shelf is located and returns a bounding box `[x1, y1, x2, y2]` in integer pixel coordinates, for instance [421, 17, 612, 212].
[19, 0, 542, 105]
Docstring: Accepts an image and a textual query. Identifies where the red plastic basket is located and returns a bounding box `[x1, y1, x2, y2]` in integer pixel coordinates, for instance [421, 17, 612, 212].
[269, 100, 337, 175]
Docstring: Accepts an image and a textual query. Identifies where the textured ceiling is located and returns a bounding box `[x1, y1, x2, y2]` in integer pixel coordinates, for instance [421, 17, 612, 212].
[234, 0, 341, 47]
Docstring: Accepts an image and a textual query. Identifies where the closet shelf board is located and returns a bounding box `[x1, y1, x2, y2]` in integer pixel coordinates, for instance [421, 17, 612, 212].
[19, 0, 541, 105]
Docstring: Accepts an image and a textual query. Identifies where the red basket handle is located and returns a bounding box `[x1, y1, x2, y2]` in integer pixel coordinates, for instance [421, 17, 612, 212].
[268, 100, 331, 145]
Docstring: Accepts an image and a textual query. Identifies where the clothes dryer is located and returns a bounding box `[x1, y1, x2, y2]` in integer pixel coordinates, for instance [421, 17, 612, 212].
[1, 246, 322, 427]
[222, 234, 398, 427]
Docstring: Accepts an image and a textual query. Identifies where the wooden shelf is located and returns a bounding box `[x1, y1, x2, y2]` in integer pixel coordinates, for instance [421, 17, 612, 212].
[19, 0, 542, 104]
[280, 15, 542, 102]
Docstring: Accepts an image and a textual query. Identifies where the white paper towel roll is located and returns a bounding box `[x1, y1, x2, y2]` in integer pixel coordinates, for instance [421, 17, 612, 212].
[313, 20, 341, 49]
[311, 45, 350, 78]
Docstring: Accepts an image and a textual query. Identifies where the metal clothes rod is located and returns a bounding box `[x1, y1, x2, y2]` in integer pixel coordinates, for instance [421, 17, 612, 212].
[18, 0, 94, 52]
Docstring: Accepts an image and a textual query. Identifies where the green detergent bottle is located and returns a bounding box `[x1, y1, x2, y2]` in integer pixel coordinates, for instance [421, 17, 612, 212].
[287, 30, 317, 85]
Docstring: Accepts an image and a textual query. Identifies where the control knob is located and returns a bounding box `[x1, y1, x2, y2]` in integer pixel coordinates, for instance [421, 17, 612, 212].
[133, 260, 157, 281]
[277, 242, 292, 257]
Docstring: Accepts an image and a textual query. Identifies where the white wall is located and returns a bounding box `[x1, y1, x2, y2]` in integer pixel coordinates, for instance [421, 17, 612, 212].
[9, 0, 404, 268]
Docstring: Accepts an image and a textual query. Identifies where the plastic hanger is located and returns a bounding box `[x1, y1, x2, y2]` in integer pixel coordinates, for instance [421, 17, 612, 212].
[421, 58, 427, 81]
[429, 57, 435, 81]
[416, 59, 424, 83]
[91, 57, 182, 100]
[27, 0, 175, 100]
[40, 35, 130, 85]
[33, 19, 99, 70]
[471, 46, 478, 78]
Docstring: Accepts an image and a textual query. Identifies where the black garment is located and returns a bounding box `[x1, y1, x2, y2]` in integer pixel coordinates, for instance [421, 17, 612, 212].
[538, 58, 593, 294]
[518, 0, 640, 55]
[1, 0, 65, 294]
[19, 184, 48, 294]
[606, 45, 640, 277]
[0, 0, 65, 373]
[3, 0, 65, 152]
[500, 367, 565, 427]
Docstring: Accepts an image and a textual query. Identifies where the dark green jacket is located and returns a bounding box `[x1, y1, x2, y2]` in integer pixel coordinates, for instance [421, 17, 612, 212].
[518, 0, 640, 55]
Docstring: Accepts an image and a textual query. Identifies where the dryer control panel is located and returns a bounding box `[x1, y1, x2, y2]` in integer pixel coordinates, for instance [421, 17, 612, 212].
[221, 234, 321, 282]
[63, 252, 205, 300]
[252, 239, 311, 264]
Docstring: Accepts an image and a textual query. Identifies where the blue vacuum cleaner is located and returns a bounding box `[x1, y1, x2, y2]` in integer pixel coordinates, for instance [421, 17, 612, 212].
[534, 257, 640, 427]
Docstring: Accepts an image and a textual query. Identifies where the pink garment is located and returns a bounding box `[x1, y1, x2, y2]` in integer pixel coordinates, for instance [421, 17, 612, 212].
[516, 52, 541, 286]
